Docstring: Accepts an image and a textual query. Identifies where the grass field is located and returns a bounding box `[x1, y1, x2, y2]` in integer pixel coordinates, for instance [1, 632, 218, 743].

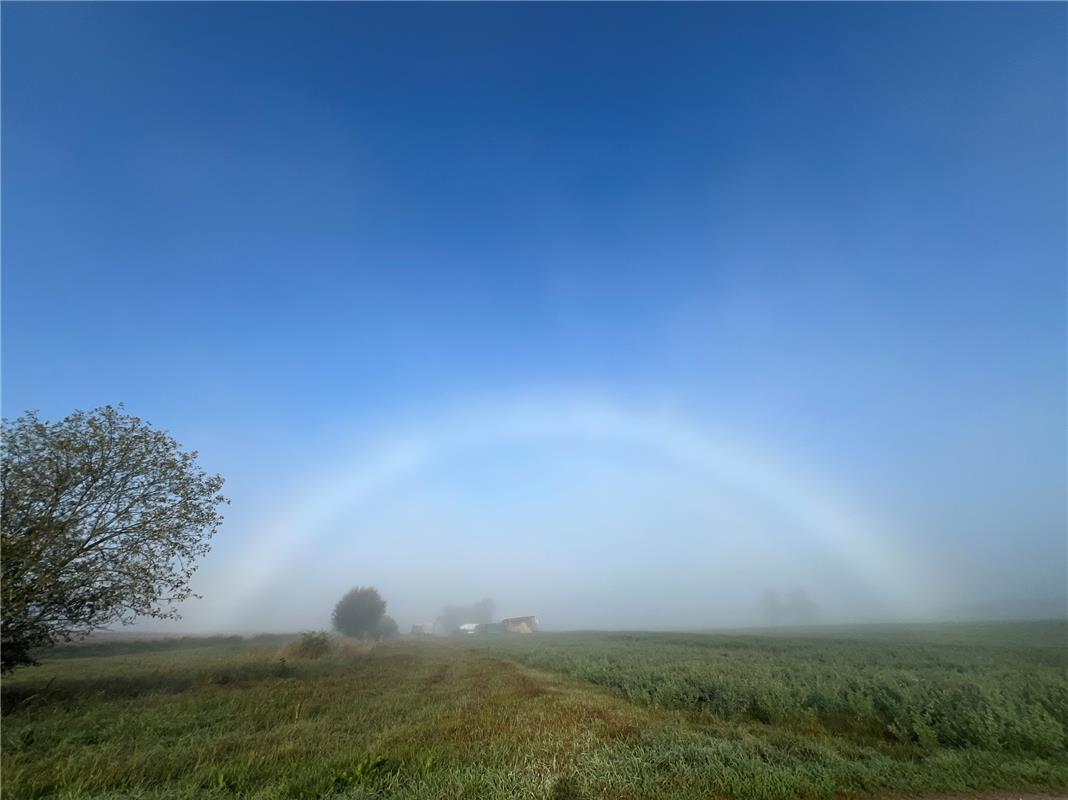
[2, 621, 1065, 799]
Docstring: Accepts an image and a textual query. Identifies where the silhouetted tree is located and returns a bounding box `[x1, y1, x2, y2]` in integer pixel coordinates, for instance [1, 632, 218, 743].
[1, 406, 227, 672]
[375, 614, 399, 639]
[332, 586, 386, 638]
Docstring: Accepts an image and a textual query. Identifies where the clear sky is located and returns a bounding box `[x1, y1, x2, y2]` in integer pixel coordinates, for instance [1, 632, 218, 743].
[3, 3, 1065, 631]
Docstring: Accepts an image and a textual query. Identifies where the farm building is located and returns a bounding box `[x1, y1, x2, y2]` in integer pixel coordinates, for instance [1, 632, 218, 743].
[501, 615, 539, 634]
[409, 623, 433, 636]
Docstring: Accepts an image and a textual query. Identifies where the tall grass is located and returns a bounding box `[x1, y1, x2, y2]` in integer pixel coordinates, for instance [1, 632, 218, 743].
[477, 621, 1068, 755]
[2, 622, 1065, 799]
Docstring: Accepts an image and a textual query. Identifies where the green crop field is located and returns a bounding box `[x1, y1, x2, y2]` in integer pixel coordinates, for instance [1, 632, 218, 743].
[2, 621, 1066, 800]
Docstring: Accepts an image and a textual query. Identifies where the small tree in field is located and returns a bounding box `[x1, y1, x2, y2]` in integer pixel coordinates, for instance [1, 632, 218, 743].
[332, 586, 386, 639]
[1, 406, 227, 672]
[375, 614, 398, 639]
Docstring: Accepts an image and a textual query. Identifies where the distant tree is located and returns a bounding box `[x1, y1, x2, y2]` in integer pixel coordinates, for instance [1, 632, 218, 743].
[434, 597, 494, 634]
[760, 590, 784, 623]
[375, 614, 399, 639]
[332, 586, 386, 638]
[760, 588, 819, 625]
[1, 406, 227, 673]
[470, 597, 494, 624]
[785, 588, 818, 623]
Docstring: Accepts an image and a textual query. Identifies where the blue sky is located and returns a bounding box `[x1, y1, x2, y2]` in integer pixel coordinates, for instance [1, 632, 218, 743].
[3, 3, 1065, 629]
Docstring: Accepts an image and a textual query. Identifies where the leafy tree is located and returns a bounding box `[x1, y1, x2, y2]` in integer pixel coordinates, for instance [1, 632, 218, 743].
[332, 586, 386, 638]
[1, 405, 227, 672]
[375, 614, 398, 639]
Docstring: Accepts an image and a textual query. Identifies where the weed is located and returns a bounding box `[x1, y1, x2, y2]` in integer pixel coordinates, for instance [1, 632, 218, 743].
[287, 632, 332, 661]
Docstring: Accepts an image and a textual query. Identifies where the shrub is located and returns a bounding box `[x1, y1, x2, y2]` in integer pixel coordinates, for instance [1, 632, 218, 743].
[289, 631, 332, 660]
[375, 615, 399, 640]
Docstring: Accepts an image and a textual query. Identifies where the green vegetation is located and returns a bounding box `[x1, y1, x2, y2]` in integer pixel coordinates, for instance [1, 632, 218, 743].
[332, 587, 387, 639]
[287, 632, 333, 660]
[1, 405, 227, 673]
[475, 621, 1068, 754]
[2, 622, 1066, 799]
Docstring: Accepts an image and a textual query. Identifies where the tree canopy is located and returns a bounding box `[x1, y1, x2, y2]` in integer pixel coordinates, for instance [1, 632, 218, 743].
[332, 586, 386, 638]
[1, 405, 227, 672]
[375, 614, 399, 639]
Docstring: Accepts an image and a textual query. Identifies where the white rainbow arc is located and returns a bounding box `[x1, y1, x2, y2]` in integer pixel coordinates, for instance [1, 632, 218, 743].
[221, 395, 942, 626]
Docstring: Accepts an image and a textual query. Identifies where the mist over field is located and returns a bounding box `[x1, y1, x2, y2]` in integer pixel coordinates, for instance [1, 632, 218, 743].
[152, 394, 1064, 636]
[3, 2, 1065, 639]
